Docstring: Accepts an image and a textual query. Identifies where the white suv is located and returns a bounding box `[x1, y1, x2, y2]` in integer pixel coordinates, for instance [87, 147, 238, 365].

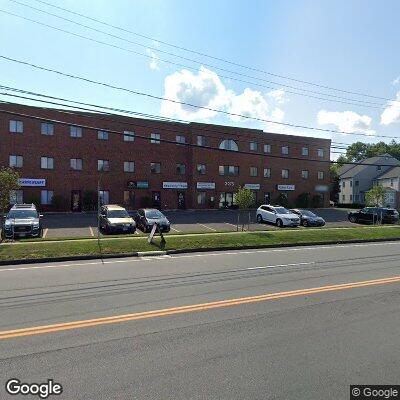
[256, 205, 300, 227]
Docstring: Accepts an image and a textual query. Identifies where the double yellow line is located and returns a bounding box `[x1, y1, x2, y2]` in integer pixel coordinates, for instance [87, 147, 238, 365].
[1, 275, 400, 340]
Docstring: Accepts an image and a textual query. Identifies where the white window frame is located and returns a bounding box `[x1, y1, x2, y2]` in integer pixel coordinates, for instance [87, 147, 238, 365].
[197, 192, 206, 205]
[263, 144, 271, 153]
[41, 190, 54, 205]
[70, 158, 83, 170]
[219, 139, 239, 151]
[9, 120, 23, 133]
[151, 162, 161, 174]
[123, 131, 135, 142]
[41, 157, 54, 170]
[317, 148, 324, 157]
[98, 160, 110, 171]
[9, 155, 23, 168]
[124, 161, 135, 173]
[197, 135, 206, 146]
[250, 141, 258, 151]
[176, 135, 186, 144]
[250, 166, 258, 177]
[301, 170, 309, 179]
[282, 169, 289, 179]
[151, 133, 161, 144]
[302, 147, 309, 156]
[70, 126, 82, 138]
[176, 163, 186, 175]
[318, 171, 324, 180]
[263, 168, 271, 178]
[197, 164, 206, 174]
[281, 146, 289, 155]
[97, 130, 109, 140]
[41, 122, 54, 136]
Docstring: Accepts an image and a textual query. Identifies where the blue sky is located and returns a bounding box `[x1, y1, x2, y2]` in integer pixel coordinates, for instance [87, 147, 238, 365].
[1, 0, 400, 157]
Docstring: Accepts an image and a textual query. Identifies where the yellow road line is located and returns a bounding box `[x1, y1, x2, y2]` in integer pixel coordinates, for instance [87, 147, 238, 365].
[1, 275, 399, 340]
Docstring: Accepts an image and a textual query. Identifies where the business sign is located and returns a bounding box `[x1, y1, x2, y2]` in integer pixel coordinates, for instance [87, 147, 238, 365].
[315, 185, 329, 192]
[18, 178, 46, 187]
[277, 184, 295, 191]
[163, 182, 188, 189]
[197, 182, 215, 190]
[244, 183, 260, 190]
[127, 181, 149, 189]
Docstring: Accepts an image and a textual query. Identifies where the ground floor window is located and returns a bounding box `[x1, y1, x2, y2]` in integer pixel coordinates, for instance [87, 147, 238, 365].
[10, 190, 23, 205]
[99, 190, 109, 205]
[197, 192, 206, 205]
[123, 191, 135, 207]
[219, 192, 235, 208]
[41, 190, 54, 205]
[264, 192, 271, 204]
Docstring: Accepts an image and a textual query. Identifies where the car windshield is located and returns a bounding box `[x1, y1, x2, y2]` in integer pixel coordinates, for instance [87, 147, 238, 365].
[145, 210, 164, 219]
[300, 210, 316, 217]
[107, 210, 129, 218]
[274, 207, 290, 214]
[7, 210, 38, 219]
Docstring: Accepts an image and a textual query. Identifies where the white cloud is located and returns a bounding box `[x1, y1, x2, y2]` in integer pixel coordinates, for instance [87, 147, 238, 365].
[146, 49, 160, 70]
[380, 92, 400, 125]
[267, 88, 286, 105]
[160, 66, 285, 123]
[317, 110, 375, 135]
[392, 76, 400, 86]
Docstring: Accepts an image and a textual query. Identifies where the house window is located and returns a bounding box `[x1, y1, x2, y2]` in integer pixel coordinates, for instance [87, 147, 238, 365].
[97, 130, 109, 140]
[219, 139, 238, 151]
[219, 165, 239, 176]
[350, 194, 353, 202]
[281, 146, 289, 155]
[176, 135, 186, 144]
[197, 135, 206, 146]
[10, 190, 23, 205]
[263, 144, 271, 153]
[151, 162, 161, 174]
[250, 166, 258, 177]
[123, 131, 135, 142]
[302, 170, 309, 179]
[41, 190, 54, 205]
[354, 194, 359, 202]
[317, 148, 324, 157]
[355, 180, 359, 186]
[263, 168, 271, 178]
[151, 133, 160, 144]
[99, 191, 109, 205]
[70, 158, 83, 170]
[282, 169, 289, 179]
[70, 126, 82, 138]
[391, 179, 394, 187]
[342, 181, 346, 188]
[318, 171, 324, 180]
[9, 120, 23, 133]
[342, 194, 345, 202]
[250, 141, 258, 151]
[176, 163, 186, 174]
[124, 161, 135, 173]
[302, 147, 309, 156]
[197, 164, 206, 174]
[98, 159, 110, 171]
[41, 157, 54, 170]
[350, 180, 353, 187]
[41, 122, 54, 136]
[9, 155, 23, 168]
[197, 192, 206, 205]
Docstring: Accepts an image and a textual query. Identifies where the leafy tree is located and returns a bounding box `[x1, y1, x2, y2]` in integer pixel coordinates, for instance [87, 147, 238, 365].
[311, 194, 323, 208]
[295, 192, 310, 208]
[365, 185, 387, 207]
[341, 140, 400, 162]
[0, 167, 20, 216]
[235, 187, 255, 230]
[275, 193, 289, 208]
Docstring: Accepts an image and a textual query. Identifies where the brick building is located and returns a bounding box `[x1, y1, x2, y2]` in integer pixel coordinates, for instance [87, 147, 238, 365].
[1, 103, 331, 211]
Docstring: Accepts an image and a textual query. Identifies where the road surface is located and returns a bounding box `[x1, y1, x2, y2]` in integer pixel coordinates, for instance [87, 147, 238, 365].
[1, 241, 399, 399]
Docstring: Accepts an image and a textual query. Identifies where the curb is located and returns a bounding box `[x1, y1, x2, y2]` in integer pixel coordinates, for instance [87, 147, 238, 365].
[1, 236, 400, 266]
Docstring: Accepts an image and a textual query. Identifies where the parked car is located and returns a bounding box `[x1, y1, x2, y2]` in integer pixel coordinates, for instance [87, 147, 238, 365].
[1, 203, 43, 239]
[256, 205, 300, 227]
[135, 208, 171, 233]
[348, 207, 399, 224]
[99, 205, 136, 234]
[290, 209, 326, 227]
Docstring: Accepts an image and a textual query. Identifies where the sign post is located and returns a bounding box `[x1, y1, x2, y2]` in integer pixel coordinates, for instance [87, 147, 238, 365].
[148, 223, 166, 248]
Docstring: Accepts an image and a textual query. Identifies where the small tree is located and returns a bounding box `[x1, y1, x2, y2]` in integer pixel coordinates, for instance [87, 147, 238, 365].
[82, 190, 97, 211]
[0, 167, 20, 216]
[295, 192, 310, 208]
[311, 194, 323, 208]
[275, 193, 289, 208]
[235, 187, 255, 230]
[365, 185, 387, 207]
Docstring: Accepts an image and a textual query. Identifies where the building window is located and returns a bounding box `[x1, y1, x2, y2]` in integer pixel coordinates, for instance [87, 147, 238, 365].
[123, 131, 135, 142]
[98, 159, 110, 171]
[70, 126, 82, 138]
[355, 180, 359, 186]
[99, 191, 109, 205]
[219, 139, 239, 151]
[391, 179, 394, 187]
[219, 165, 239, 176]
[250, 166, 258, 177]
[377, 165, 381, 171]
[302, 147, 309, 156]
[350, 180, 353, 187]
[41, 190, 54, 205]
[350, 194, 353, 202]
[197, 164, 206, 174]
[9, 155, 23, 168]
[318, 171, 324, 180]
[302, 170, 309, 179]
[342, 181, 346, 188]
[41, 123, 54, 136]
[151, 162, 161, 174]
[197, 192, 206, 205]
[124, 161, 135, 173]
[317, 148, 324, 157]
[197, 135, 206, 146]
[354, 194, 359, 202]
[70, 158, 83, 170]
[97, 130, 108, 140]
[9, 120, 23, 133]
[151, 133, 160, 144]
[250, 141, 258, 151]
[41, 157, 54, 170]
[176, 163, 186, 175]
[264, 144, 271, 153]
[263, 168, 271, 178]
[176, 135, 186, 144]
[10, 190, 23, 205]
[282, 169, 289, 179]
[342, 194, 345, 202]
[281, 146, 289, 155]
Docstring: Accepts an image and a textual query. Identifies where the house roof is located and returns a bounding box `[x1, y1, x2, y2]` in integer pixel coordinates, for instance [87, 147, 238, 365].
[376, 166, 400, 180]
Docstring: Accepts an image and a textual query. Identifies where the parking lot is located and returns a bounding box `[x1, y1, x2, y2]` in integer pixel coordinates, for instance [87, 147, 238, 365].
[37, 208, 354, 238]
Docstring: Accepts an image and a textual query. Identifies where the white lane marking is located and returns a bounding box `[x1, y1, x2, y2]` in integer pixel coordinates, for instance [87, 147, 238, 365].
[42, 228, 48, 238]
[224, 222, 237, 229]
[247, 262, 315, 270]
[198, 223, 216, 232]
[170, 227, 180, 233]
[135, 230, 140, 235]
[0, 240, 398, 273]
[89, 227, 94, 237]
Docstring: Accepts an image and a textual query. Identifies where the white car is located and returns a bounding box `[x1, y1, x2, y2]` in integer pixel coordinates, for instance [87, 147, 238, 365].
[256, 205, 300, 227]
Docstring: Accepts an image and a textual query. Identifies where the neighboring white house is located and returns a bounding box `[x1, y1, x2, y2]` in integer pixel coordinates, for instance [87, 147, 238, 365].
[374, 166, 400, 208]
[338, 154, 400, 204]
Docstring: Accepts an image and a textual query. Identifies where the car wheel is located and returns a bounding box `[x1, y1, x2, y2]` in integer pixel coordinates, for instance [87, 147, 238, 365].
[349, 216, 357, 223]
[276, 219, 283, 228]
[256, 214, 263, 223]
[302, 220, 308, 227]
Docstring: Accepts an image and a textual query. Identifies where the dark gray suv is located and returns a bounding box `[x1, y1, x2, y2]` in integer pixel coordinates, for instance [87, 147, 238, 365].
[1, 204, 43, 239]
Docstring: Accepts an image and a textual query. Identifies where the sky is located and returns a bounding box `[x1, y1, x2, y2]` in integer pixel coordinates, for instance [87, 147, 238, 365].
[1, 0, 400, 159]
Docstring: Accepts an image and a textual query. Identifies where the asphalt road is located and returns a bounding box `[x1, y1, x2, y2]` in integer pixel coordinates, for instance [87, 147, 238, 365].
[1, 242, 400, 399]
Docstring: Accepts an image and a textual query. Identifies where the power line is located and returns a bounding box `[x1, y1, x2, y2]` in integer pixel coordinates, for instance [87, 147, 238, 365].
[27, 0, 400, 104]
[0, 55, 394, 140]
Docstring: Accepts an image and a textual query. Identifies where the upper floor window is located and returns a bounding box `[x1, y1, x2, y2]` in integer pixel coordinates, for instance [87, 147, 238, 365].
[342, 181, 346, 188]
[70, 158, 83, 170]
[263, 168, 271, 178]
[264, 144, 271, 153]
[219, 139, 238, 151]
[317, 148, 324, 157]
[377, 165, 382, 171]
[318, 171, 324, 180]
[302, 147, 309, 156]
[9, 155, 23, 168]
[123, 131, 135, 142]
[124, 161, 135, 173]
[302, 170, 309, 179]
[197, 164, 206, 174]
[281, 146, 289, 155]
[355, 180, 359, 186]
[282, 169, 289, 179]
[41, 123, 54, 136]
[41, 190, 53, 205]
[41, 157, 54, 170]
[151, 133, 160, 144]
[98, 159, 110, 171]
[70, 126, 82, 138]
[9, 120, 23, 133]
[98, 130, 109, 140]
[350, 180, 353, 187]
[176, 135, 186, 144]
[176, 163, 186, 174]
[151, 162, 161, 174]
[250, 141, 258, 151]
[197, 135, 206, 146]
[219, 165, 239, 176]
[250, 166, 258, 177]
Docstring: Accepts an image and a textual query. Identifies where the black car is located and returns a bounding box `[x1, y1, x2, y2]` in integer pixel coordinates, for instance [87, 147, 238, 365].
[290, 209, 326, 227]
[348, 207, 399, 224]
[134, 209, 171, 233]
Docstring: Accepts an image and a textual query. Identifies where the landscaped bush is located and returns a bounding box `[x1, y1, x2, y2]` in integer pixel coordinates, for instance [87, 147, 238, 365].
[295, 192, 310, 208]
[51, 195, 68, 211]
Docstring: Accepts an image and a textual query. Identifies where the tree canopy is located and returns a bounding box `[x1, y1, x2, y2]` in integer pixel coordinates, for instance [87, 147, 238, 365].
[340, 140, 400, 162]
